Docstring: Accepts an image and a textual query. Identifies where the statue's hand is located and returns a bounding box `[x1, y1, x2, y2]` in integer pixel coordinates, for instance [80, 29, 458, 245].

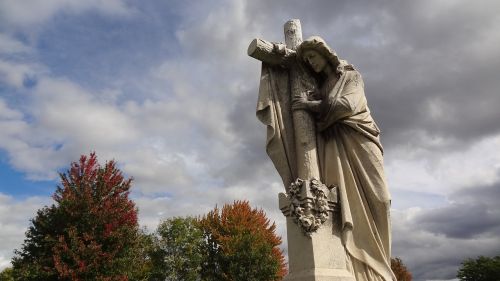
[306, 90, 320, 101]
[292, 92, 310, 111]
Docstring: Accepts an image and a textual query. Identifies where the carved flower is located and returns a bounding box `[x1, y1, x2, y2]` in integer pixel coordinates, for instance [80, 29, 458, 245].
[289, 178, 304, 196]
[318, 212, 328, 222]
[316, 199, 328, 212]
[299, 215, 313, 228]
[310, 178, 320, 187]
[287, 178, 332, 236]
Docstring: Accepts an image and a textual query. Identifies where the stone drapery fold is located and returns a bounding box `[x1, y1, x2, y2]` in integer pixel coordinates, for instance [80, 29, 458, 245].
[256, 61, 395, 281]
[317, 69, 394, 281]
[256, 64, 297, 188]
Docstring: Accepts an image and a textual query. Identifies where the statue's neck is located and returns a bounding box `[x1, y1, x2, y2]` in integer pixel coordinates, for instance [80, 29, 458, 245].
[323, 64, 333, 76]
[320, 63, 339, 84]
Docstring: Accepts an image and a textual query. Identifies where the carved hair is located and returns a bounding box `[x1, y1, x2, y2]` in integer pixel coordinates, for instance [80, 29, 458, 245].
[297, 36, 354, 75]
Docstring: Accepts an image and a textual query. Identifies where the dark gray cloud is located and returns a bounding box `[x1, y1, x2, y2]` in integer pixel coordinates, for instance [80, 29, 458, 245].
[415, 182, 500, 239]
[216, 0, 500, 192]
[392, 182, 500, 280]
[417, 202, 500, 239]
[224, 85, 278, 184]
[211, 0, 500, 194]
[242, 0, 500, 150]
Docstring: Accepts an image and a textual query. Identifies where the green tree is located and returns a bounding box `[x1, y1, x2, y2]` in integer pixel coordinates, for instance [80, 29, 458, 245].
[148, 217, 205, 281]
[128, 229, 155, 281]
[0, 267, 14, 281]
[457, 255, 500, 281]
[391, 257, 412, 281]
[199, 200, 286, 281]
[12, 153, 143, 281]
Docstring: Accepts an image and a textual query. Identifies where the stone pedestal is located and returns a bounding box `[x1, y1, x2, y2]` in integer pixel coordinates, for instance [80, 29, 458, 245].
[279, 179, 354, 281]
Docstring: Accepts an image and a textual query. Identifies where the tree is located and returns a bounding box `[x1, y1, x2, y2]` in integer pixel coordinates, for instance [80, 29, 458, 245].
[391, 257, 412, 281]
[0, 267, 14, 281]
[12, 153, 142, 281]
[128, 229, 155, 281]
[457, 255, 500, 281]
[147, 217, 206, 281]
[198, 200, 286, 281]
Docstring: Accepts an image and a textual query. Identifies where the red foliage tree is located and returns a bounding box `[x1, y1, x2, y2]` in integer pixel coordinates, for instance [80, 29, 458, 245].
[391, 257, 413, 281]
[12, 153, 141, 281]
[199, 200, 286, 281]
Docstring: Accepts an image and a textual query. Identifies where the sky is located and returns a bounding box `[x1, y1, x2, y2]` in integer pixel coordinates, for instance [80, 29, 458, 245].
[0, 0, 499, 280]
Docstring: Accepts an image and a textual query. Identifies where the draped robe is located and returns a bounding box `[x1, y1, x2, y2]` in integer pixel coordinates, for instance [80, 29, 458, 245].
[256, 64, 395, 281]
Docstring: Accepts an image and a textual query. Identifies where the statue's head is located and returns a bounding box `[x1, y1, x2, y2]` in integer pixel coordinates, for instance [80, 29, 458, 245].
[301, 49, 329, 73]
[297, 36, 340, 72]
[297, 36, 342, 74]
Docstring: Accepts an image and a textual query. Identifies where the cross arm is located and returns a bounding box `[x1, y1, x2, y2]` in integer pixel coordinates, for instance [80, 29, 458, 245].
[247, 38, 296, 66]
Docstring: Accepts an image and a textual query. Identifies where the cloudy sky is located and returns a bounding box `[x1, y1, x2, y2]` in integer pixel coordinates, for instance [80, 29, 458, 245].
[1, 0, 499, 280]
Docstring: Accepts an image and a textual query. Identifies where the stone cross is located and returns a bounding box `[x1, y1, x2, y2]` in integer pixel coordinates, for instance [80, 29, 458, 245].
[248, 19, 354, 281]
[249, 20, 320, 182]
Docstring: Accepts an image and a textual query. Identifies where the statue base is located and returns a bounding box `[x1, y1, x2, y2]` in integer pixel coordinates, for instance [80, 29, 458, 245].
[280, 179, 355, 281]
[284, 269, 354, 281]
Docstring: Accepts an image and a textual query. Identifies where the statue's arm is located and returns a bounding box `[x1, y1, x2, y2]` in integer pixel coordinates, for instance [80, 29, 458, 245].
[307, 100, 322, 113]
[292, 92, 322, 113]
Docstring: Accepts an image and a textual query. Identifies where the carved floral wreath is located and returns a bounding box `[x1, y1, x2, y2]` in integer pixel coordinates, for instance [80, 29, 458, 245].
[288, 178, 329, 236]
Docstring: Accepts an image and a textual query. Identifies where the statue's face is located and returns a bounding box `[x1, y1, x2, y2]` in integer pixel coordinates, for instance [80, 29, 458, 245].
[303, 49, 327, 73]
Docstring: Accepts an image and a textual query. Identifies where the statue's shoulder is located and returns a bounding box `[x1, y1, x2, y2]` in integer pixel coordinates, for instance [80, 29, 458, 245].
[343, 64, 356, 72]
[344, 68, 363, 87]
[339, 64, 360, 78]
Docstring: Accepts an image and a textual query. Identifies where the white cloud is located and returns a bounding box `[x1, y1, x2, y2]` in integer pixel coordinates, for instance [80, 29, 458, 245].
[0, 55, 242, 190]
[0, 0, 133, 28]
[34, 78, 140, 148]
[0, 194, 49, 271]
[0, 99, 23, 120]
[0, 69, 144, 179]
[175, 0, 249, 62]
[386, 133, 500, 196]
[0, 60, 42, 89]
[0, 98, 47, 178]
[121, 149, 196, 194]
[0, 33, 32, 54]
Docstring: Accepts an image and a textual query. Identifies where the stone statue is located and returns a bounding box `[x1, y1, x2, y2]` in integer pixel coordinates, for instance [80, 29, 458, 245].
[248, 20, 395, 281]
